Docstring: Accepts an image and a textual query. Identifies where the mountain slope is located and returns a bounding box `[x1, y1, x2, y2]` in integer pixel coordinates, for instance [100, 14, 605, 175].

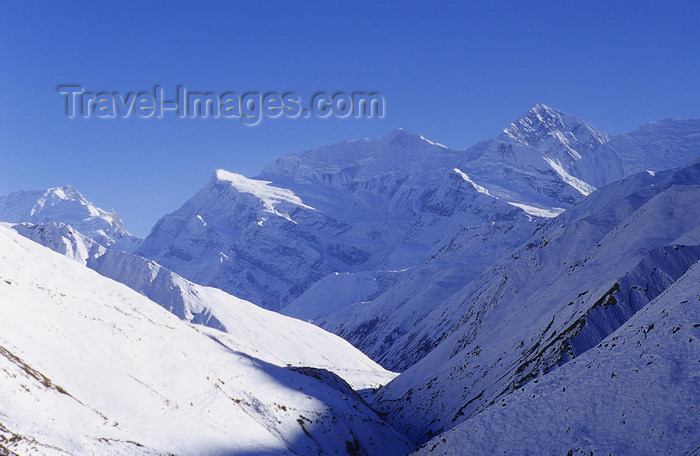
[88, 248, 396, 390]
[309, 168, 541, 370]
[600, 118, 700, 177]
[0, 226, 410, 455]
[414, 258, 700, 456]
[136, 170, 354, 310]
[280, 268, 408, 323]
[373, 160, 700, 443]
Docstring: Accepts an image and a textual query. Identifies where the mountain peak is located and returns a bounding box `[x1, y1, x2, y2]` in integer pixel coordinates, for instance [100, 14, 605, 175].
[381, 127, 420, 142]
[528, 103, 557, 115]
[42, 184, 89, 205]
[0, 185, 138, 249]
[380, 128, 447, 149]
[503, 104, 570, 143]
[501, 104, 611, 158]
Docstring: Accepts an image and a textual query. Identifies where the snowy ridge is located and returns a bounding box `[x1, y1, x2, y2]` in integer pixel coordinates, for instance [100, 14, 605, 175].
[454, 166, 567, 217]
[214, 169, 316, 216]
[543, 155, 596, 196]
[452, 168, 493, 196]
[258, 128, 465, 217]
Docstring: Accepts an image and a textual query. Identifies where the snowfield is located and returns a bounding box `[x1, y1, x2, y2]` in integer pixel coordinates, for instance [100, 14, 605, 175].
[87, 247, 397, 391]
[0, 226, 410, 455]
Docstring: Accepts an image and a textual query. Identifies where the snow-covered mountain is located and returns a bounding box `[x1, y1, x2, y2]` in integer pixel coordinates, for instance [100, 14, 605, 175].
[0, 225, 410, 455]
[136, 169, 355, 310]
[311, 168, 541, 368]
[413, 257, 700, 455]
[2, 105, 699, 455]
[136, 131, 477, 310]
[289, 114, 700, 373]
[452, 104, 610, 213]
[0, 185, 141, 252]
[371, 158, 700, 444]
[138, 106, 628, 313]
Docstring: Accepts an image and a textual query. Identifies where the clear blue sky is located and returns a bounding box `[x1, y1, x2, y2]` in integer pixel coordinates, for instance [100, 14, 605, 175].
[1, 1, 698, 236]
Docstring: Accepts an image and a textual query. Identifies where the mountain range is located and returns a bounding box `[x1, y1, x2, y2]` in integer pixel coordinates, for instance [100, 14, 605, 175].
[1, 104, 698, 455]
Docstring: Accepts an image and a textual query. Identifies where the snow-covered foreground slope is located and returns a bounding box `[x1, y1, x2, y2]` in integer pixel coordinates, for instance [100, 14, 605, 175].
[414, 259, 700, 456]
[87, 248, 397, 390]
[0, 226, 410, 455]
[5, 201, 397, 390]
[373, 159, 700, 443]
[0, 186, 141, 252]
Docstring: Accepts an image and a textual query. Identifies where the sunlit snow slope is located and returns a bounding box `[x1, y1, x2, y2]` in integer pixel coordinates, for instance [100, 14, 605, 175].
[0, 226, 410, 456]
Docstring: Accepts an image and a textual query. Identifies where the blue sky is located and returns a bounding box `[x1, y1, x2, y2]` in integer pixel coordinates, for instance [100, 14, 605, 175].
[1, 1, 698, 236]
